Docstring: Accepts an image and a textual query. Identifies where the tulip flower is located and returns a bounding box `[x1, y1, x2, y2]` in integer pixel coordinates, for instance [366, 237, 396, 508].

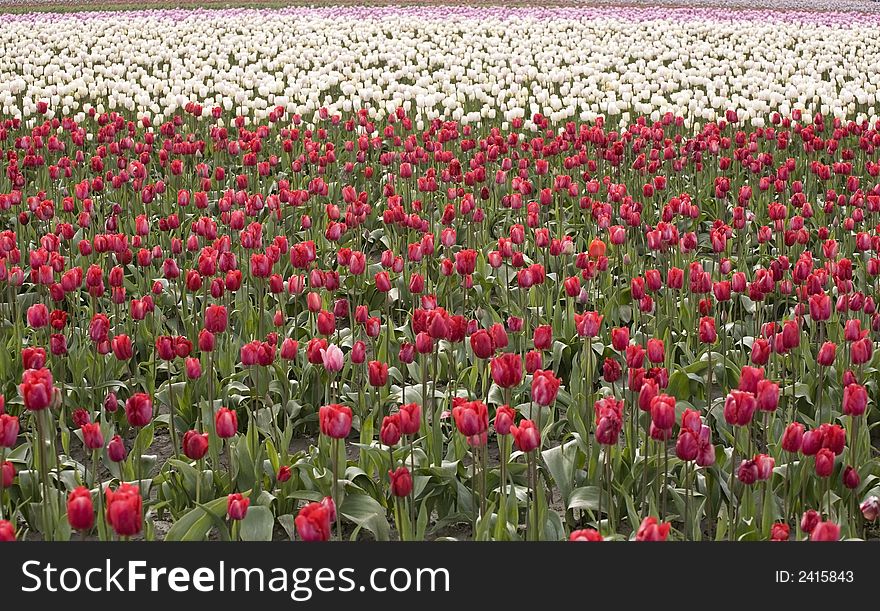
[105, 483, 143, 538]
[570, 528, 603, 541]
[810, 521, 841, 541]
[67, 487, 95, 532]
[490, 353, 523, 389]
[295, 497, 334, 542]
[635, 516, 670, 541]
[860, 496, 880, 522]
[0, 520, 14, 541]
[227, 493, 250, 521]
[770, 523, 790, 541]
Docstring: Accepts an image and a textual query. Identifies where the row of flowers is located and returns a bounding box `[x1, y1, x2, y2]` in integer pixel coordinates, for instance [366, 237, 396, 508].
[1, 6, 880, 127]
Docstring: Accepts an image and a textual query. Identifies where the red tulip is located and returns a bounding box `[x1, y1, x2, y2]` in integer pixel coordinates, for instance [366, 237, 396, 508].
[810, 521, 840, 541]
[808, 293, 831, 321]
[398, 403, 421, 436]
[277, 466, 292, 483]
[380, 414, 401, 446]
[0, 413, 20, 447]
[635, 516, 670, 541]
[490, 353, 522, 388]
[770, 523, 790, 541]
[26, 303, 49, 328]
[317, 310, 336, 336]
[533, 325, 552, 351]
[817, 341, 836, 366]
[107, 435, 127, 462]
[494, 405, 515, 435]
[350, 340, 366, 364]
[781, 422, 804, 453]
[815, 448, 835, 477]
[755, 379, 780, 412]
[215, 407, 238, 438]
[646, 338, 664, 363]
[511, 419, 540, 453]
[105, 483, 142, 537]
[570, 528, 603, 541]
[227, 493, 250, 520]
[81, 422, 104, 450]
[650, 394, 676, 430]
[125, 393, 152, 427]
[295, 497, 334, 541]
[531, 369, 561, 406]
[842, 383, 868, 416]
[610, 327, 629, 351]
[368, 360, 388, 387]
[89, 314, 110, 344]
[319, 404, 352, 439]
[574, 311, 603, 337]
[723, 391, 757, 426]
[19, 368, 55, 411]
[111, 335, 133, 360]
[698, 317, 716, 343]
[182, 430, 209, 460]
[452, 400, 489, 438]
[470, 329, 494, 359]
[67, 487, 95, 531]
[738, 366, 764, 394]
[205, 304, 228, 333]
[389, 466, 413, 497]
[843, 465, 860, 489]
[675, 430, 698, 461]
[0, 520, 13, 541]
[750, 338, 770, 365]
[801, 509, 820, 533]
[1, 461, 14, 488]
[755, 454, 775, 480]
[603, 357, 622, 383]
[594, 397, 623, 445]
[851, 337, 872, 364]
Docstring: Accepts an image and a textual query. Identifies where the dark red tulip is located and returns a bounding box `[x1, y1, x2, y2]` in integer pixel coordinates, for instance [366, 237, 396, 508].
[368, 360, 388, 387]
[843, 465, 860, 489]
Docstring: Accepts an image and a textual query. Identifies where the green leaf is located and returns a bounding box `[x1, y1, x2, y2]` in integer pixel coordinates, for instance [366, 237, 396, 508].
[164, 496, 230, 542]
[541, 440, 578, 507]
[567, 486, 601, 511]
[239, 505, 274, 542]
[340, 494, 390, 541]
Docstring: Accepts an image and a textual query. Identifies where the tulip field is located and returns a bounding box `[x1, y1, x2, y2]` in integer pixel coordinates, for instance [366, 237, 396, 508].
[1, 4, 880, 543]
